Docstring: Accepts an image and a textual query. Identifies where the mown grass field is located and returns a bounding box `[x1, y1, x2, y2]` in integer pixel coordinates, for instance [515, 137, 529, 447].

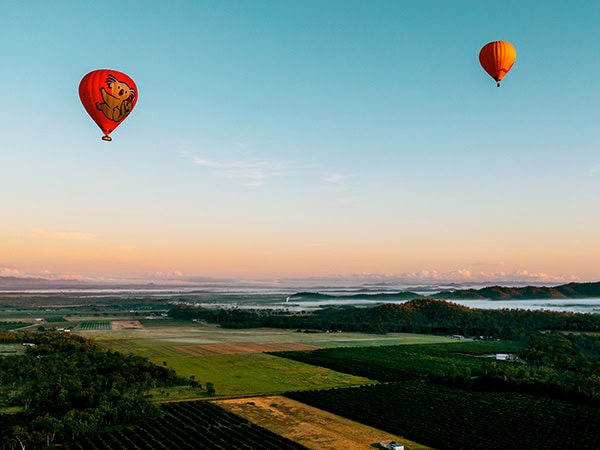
[153, 353, 374, 397]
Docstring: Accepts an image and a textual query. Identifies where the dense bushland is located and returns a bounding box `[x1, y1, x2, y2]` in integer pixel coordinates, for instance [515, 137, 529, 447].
[0, 332, 189, 449]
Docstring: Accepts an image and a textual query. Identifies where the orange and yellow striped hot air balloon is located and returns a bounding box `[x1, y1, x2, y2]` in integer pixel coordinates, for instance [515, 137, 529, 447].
[478, 41, 516, 87]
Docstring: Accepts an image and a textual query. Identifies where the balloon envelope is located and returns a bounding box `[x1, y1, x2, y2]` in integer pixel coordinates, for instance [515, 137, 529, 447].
[79, 69, 138, 140]
[478, 41, 516, 87]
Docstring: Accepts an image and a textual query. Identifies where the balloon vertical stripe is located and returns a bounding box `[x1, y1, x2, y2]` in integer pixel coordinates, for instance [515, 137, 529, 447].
[479, 41, 517, 87]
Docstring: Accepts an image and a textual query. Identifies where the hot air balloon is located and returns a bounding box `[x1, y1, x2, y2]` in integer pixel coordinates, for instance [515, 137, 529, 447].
[479, 41, 516, 87]
[79, 69, 138, 141]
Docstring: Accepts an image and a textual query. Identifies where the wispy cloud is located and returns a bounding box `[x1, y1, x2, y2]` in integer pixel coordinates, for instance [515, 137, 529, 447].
[29, 228, 95, 241]
[406, 268, 579, 283]
[0, 266, 84, 281]
[322, 172, 353, 184]
[192, 156, 286, 186]
[1, 267, 21, 276]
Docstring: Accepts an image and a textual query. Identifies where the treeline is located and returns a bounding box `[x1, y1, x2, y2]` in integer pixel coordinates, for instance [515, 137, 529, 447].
[0, 332, 190, 449]
[169, 297, 600, 337]
[0, 323, 27, 332]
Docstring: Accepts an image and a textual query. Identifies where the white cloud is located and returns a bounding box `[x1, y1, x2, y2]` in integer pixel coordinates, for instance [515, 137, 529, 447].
[1, 267, 21, 276]
[456, 269, 472, 279]
[151, 271, 185, 279]
[35, 271, 84, 281]
[192, 156, 286, 186]
[192, 154, 354, 187]
[342, 269, 581, 285]
[0, 267, 85, 281]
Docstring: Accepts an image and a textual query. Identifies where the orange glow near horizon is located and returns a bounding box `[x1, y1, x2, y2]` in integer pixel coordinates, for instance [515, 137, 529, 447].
[1, 226, 597, 282]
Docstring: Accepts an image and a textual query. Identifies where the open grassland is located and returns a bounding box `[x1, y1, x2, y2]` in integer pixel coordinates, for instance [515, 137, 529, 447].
[82, 321, 408, 398]
[11, 316, 457, 402]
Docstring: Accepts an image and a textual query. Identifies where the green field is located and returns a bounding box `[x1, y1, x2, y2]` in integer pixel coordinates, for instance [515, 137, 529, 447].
[151, 353, 374, 397]
[80, 321, 456, 399]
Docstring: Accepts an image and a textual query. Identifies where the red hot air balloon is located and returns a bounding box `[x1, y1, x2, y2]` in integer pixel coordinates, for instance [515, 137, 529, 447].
[79, 69, 138, 141]
[479, 41, 516, 87]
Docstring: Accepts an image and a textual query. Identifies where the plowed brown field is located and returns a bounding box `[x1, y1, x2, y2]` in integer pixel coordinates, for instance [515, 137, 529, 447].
[111, 320, 143, 330]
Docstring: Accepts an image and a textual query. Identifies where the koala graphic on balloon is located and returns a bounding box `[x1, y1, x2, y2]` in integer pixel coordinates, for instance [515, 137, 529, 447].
[96, 74, 136, 122]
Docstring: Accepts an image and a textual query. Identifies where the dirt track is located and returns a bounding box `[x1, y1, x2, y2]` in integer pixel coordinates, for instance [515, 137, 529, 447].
[216, 395, 433, 450]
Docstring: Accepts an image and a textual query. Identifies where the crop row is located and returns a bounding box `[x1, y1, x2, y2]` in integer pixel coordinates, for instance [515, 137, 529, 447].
[76, 321, 111, 331]
[68, 400, 307, 449]
[286, 381, 600, 450]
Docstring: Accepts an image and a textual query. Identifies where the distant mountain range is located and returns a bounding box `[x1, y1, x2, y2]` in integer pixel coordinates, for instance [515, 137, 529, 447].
[289, 282, 600, 301]
[0, 276, 83, 290]
[1, 275, 599, 300]
[432, 282, 600, 300]
[0, 276, 156, 291]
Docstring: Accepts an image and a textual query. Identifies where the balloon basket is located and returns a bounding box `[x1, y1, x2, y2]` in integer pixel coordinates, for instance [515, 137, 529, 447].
[102, 135, 112, 142]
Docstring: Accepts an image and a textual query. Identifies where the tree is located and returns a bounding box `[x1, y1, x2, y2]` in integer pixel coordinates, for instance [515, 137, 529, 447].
[32, 414, 63, 447]
[12, 425, 30, 450]
[206, 382, 216, 396]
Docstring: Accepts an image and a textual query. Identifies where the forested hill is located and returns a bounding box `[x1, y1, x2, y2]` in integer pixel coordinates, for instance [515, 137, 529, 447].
[432, 281, 600, 300]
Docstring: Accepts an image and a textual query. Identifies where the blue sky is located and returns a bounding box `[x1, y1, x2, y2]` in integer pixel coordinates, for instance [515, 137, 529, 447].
[1, 1, 599, 284]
